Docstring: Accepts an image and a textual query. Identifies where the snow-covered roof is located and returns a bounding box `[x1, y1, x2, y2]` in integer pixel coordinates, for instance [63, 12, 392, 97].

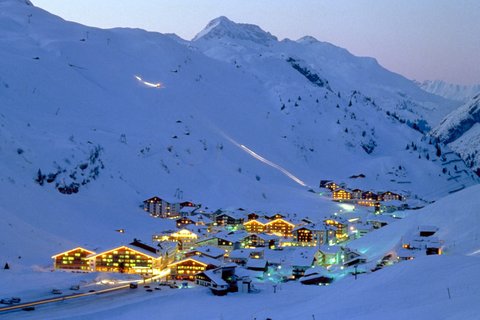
[169, 255, 222, 267]
[201, 269, 228, 287]
[188, 245, 225, 258]
[246, 258, 267, 269]
[318, 245, 342, 255]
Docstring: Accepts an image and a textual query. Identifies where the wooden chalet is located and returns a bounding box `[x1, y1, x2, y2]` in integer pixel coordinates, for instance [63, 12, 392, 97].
[265, 218, 295, 237]
[378, 191, 403, 202]
[332, 188, 352, 201]
[243, 218, 268, 233]
[292, 226, 325, 246]
[168, 256, 221, 281]
[176, 216, 195, 228]
[195, 265, 238, 295]
[215, 211, 245, 226]
[242, 233, 278, 248]
[143, 196, 180, 218]
[52, 247, 95, 271]
[87, 242, 162, 274]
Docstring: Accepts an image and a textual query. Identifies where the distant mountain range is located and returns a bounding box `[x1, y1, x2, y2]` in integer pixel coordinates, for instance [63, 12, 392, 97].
[417, 79, 480, 103]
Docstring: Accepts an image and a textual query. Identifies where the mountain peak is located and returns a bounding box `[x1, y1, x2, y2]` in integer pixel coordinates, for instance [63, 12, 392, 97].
[296, 36, 319, 44]
[192, 16, 277, 45]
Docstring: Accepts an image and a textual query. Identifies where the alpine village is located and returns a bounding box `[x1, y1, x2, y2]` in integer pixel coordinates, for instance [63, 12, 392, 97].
[51, 180, 442, 296]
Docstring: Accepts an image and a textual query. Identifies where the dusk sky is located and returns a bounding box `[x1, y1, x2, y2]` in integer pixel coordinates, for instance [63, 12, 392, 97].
[32, 0, 480, 85]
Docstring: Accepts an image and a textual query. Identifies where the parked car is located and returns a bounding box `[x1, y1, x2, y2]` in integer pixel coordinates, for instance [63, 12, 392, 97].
[129, 283, 138, 289]
[22, 306, 35, 311]
[51, 289, 62, 295]
[70, 285, 80, 291]
[0, 298, 13, 305]
[10, 297, 21, 303]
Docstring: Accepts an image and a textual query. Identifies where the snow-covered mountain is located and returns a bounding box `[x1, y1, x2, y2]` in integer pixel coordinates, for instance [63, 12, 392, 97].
[432, 94, 480, 174]
[0, 0, 477, 274]
[192, 16, 458, 127]
[417, 79, 480, 103]
[1, 1, 479, 319]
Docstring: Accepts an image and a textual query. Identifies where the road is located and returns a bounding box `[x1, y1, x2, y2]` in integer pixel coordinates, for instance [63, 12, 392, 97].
[0, 271, 169, 313]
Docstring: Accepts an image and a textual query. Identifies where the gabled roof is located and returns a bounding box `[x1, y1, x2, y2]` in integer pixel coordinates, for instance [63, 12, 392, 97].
[265, 218, 295, 227]
[51, 247, 95, 259]
[293, 224, 325, 232]
[170, 228, 198, 237]
[188, 246, 225, 258]
[198, 269, 228, 287]
[216, 211, 246, 220]
[246, 258, 267, 269]
[87, 245, 161, 260]
[190, 214, 213, 224]
[286, 248, 316, 267]
[143, 196, 163, 203]
[244, 218, 269, 225]
[214, 230, 250, 242]
[168, 256, 221, 268]
[229, 249, 259, 259]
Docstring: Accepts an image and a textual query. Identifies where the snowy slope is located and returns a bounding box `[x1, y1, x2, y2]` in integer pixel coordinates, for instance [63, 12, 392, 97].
[4, 186, 480, 320]
[418, 79, 480, 103]
[349, 184, 480, 261]
[432, 94, 480, 173]
[0, 0, 477, 270]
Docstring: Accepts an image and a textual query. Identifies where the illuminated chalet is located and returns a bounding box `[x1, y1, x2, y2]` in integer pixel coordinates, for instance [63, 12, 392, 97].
[52, 247, 95, 271]
[243, 218, 268, 233]
[332, 188, 352, 201]
[87, 241, 162, 274]
[265, 218, 295, 237]
[168, 256, 221, 280]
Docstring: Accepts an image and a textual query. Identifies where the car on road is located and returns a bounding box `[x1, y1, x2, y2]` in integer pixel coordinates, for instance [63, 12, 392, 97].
[22, 306, 35, 311]
[129, 283, 138, 289]
[51, 289, 62, 295]
[70, 285, 80, 291]
[0, 298, 13, 305]
[11, 297, 21, 303]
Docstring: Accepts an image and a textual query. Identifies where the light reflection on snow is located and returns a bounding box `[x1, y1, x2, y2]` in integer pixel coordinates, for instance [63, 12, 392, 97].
[134, 75, 163, 88]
